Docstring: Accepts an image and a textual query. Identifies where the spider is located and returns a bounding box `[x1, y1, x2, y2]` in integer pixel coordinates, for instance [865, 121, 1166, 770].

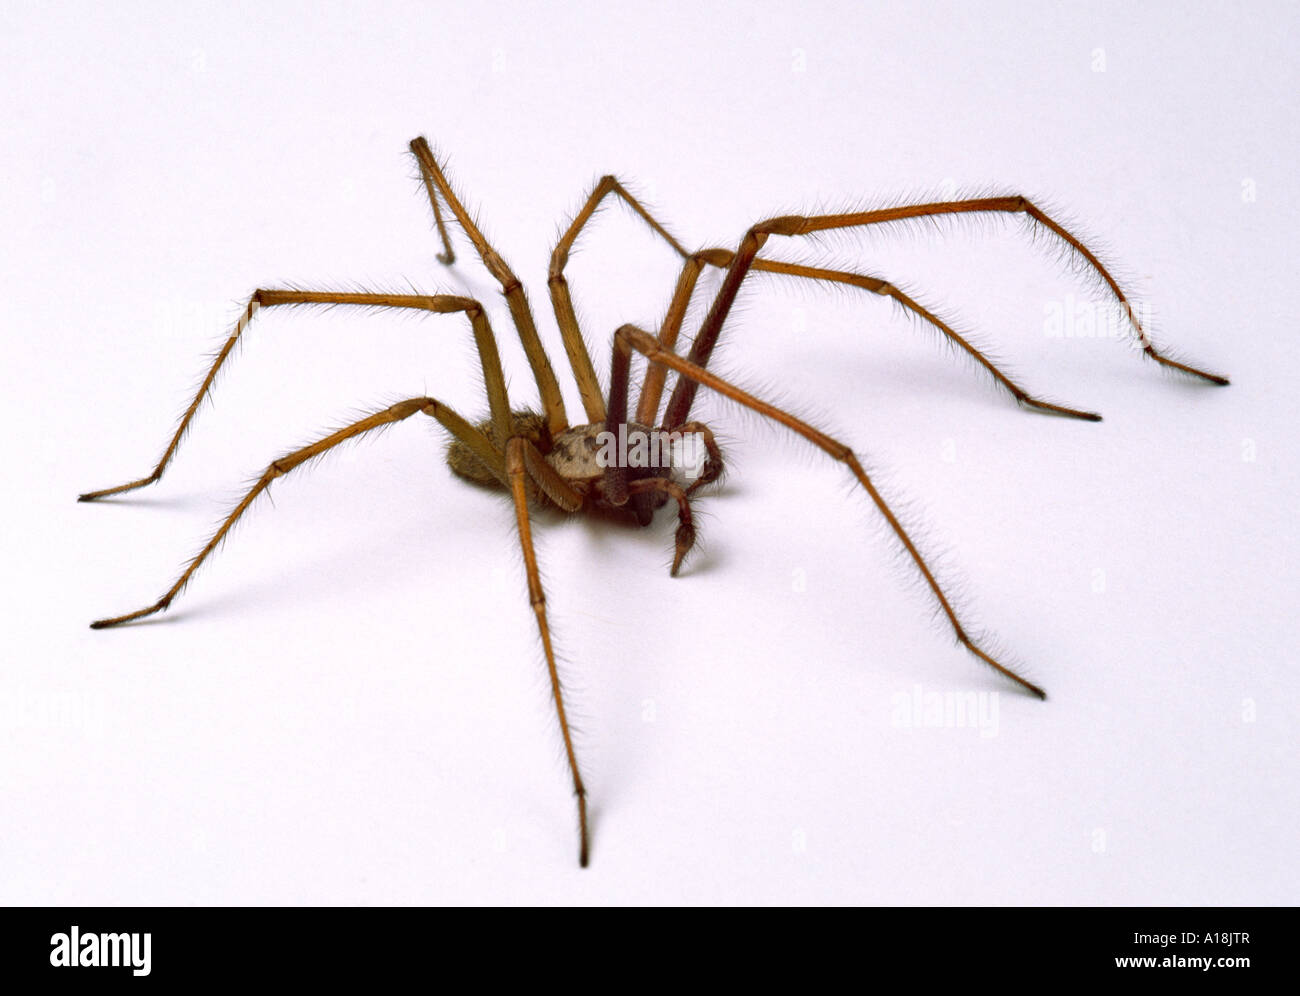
[80, 136, 1229, 867]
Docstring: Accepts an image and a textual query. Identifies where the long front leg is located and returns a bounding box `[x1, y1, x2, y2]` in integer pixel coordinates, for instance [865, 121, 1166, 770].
[616, 325, 1047, 700]
[548, 175, 692, 424]
[89, 397, 495, 628]
[505, 437, 589, 866]
[747, 257, 1103, 421]
[641, 249, 1102, 425]
[410, 137, 568, 435]
[662, 198, 1230, 429]
[79, 291, 513, 501]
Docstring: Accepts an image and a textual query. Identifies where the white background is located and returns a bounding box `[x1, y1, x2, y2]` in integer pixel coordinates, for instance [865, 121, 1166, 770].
[3, 1, 1295, 905]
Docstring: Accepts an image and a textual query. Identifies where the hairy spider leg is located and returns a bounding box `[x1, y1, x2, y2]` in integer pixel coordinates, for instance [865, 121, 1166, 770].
[615, 324, 1048, 700]
[410, 137, 569, 436]
[660, 253, 1107, 421]
[535, 180, 1101, 429]
[88, 397, 495, 628]
[662, 197, 1230, 431]
[548, 175, 692, 424]
[504, 436, 589, 866]
[636, 249, 727, 426]
[79, 292, 515, 501]
[638, 249, 1103, 425]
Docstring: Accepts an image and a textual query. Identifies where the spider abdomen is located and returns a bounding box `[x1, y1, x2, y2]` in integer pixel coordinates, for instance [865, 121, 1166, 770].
[445, 409, 550, 486]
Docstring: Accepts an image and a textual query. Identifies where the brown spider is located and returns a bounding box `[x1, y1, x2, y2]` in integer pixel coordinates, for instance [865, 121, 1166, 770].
[80, 136, 1229, 867]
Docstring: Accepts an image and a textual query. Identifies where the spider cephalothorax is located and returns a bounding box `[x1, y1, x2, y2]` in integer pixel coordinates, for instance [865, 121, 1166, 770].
[81, 136, 1228, 866]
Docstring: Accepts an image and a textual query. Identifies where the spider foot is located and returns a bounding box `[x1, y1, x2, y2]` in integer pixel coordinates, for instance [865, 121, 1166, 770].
[963, 638, 1047, 700]
[79, 475, 160, 502]
[1150, 352, 1230, 386]
[1016, 396, 1103, 422]
[577, 791, 589, 868]
[90, 601, 168, 629]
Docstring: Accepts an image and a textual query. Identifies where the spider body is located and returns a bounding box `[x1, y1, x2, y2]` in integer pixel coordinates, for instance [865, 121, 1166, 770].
[81, 137, 1228, 867]
[447, 411, 712, 529]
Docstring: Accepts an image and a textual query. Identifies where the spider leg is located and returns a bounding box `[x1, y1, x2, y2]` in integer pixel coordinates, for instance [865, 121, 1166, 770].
[604, 320, 724, 521]
[79, 291, 514, 501]
[662, 199, 1229, 429]
[636, 249, 729, 426]
[514, 435, 585, 513]
[548, 176, 692, 424]
[410, 138, 568, 435]
[638, 248, 1101, 424]
[89, 397, 496, 629]
[504, 437, 589, 866]
[749, 256, 1102, 421]
[615, 324, 1047, 700]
